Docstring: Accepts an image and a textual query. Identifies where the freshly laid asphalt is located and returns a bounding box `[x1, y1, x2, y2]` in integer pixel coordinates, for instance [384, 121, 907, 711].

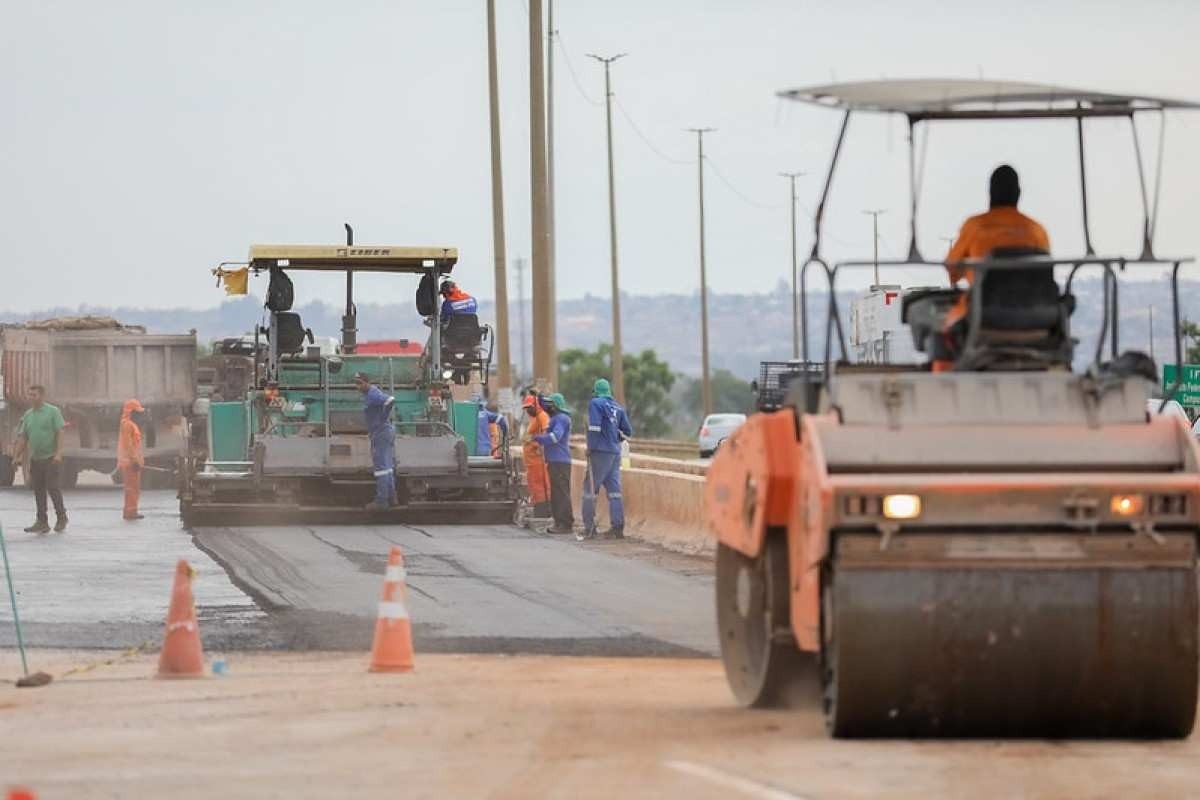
[0, 484, 716, 656]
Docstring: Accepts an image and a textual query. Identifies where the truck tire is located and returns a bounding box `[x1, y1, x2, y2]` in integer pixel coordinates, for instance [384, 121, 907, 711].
[0, 454, 14, 487]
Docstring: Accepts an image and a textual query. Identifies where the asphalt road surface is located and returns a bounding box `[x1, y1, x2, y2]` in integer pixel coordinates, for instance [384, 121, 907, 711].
[0, 486, 716, 656]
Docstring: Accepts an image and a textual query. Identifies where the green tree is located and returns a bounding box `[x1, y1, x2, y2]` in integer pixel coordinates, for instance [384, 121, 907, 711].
[1182, 320, 1200, 363]
[681, 369, 755, 423]
[557, 345, 676, 438]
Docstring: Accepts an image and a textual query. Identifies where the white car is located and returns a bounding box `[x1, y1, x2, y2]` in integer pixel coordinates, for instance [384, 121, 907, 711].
[1147, 398, 1189, 423]
[698, 413, 746, 458]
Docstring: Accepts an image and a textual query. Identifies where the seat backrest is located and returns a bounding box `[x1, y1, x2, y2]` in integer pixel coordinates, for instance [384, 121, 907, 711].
[275, 312, 307, 354]
[443, 313, 482, 350]
[977, 247, 1059, 331]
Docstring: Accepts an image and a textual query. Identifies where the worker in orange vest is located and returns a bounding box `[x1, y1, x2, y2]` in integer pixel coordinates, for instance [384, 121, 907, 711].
[938, 164, 1051, 370]
[117, 398, 146, 520]
[521, 393, 552, 519]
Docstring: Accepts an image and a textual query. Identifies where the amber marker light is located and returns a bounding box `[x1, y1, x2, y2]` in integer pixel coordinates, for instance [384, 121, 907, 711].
[882, 494, 922, 520]
[1110, 494, 1145, 517]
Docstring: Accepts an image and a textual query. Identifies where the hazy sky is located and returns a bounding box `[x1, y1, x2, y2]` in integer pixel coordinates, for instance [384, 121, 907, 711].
[3, 0, 1199, 312]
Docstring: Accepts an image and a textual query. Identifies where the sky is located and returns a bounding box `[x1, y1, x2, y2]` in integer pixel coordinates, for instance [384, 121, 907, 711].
[2, 0, 1199, 312]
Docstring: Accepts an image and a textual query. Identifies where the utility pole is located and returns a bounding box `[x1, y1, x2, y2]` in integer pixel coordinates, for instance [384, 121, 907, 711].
[1149, 305, 1156, 361]
[588, 52, 628, 403]
[486, 0, 511, 390]
[863, 209, 886, 287]
[515, 257, 528, 381]
[779, 171, 805, 360]
[688, 127, 715, 417]
[546, 0, 557, 368]
[529, 0, 555, 387]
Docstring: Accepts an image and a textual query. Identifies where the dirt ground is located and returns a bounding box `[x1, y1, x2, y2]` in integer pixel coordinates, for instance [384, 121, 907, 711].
[4, 651, 1200, 799]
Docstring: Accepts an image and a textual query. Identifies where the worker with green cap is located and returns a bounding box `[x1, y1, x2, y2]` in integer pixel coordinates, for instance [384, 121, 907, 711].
[579, 378, 633, 540]
[533, 392, 575, 534]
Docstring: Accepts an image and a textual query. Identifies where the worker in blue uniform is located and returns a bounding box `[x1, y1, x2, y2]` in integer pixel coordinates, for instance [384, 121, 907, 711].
[533, 392, 574, 534]
[579, 378, 633, 540]
[355, 371, 396, 511]
[474, 396, 508, 457]
[439, 280, 478, 320]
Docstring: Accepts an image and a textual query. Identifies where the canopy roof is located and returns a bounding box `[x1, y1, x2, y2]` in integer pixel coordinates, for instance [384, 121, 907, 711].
[248, 244, 458, 273]
[777, 79, 1200, 120]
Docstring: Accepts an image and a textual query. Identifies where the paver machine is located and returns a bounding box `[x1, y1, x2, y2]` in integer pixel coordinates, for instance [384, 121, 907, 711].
[180, 237, 514, 526]
[706, 80, 1200, 737]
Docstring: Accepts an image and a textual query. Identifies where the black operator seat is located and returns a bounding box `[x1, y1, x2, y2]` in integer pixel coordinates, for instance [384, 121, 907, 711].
[976, 246, 1070, 331]
[274, 311, 314, 355]
[442, 313, 484, 353]
[960, 245, 1075, 369]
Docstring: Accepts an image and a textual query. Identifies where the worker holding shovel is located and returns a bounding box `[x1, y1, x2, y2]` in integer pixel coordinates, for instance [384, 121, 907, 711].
[117, 399, 146, 520]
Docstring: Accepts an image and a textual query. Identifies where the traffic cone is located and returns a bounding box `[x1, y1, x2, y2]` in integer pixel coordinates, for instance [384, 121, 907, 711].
[369, 546, 414, 673]
[157, 559, 205, 678]
[8, 789, 36, 800]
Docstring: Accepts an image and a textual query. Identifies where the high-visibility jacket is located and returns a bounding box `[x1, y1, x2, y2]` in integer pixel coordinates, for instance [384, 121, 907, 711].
[533, 411, 572, 464]
[523, 408, 551, 505]
[116, 399, 145, 469]
[441, 289, 478, 318]
[944, 205, 1050, 330]
[586, 396, 632, 455]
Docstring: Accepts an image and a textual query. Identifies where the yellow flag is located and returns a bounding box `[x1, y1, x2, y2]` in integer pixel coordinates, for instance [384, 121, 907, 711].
[212, 267, 249, 296]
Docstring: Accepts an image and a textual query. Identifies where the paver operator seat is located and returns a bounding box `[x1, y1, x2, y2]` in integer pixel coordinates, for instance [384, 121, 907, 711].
[903, 246, 1075, 370]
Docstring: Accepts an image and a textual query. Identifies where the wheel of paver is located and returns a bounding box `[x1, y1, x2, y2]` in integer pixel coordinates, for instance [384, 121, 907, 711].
[716, 536, 808, 707]
[0, 454, 14, 487]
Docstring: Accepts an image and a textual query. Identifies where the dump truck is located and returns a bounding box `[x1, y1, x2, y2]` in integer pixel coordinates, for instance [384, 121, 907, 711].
[180, 236, 513, 525]
[706, 79, 1200, 738]
[0, 318, 197, 488]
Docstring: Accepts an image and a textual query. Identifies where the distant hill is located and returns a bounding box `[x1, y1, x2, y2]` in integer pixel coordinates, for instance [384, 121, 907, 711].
[3, 277, 1196, 381]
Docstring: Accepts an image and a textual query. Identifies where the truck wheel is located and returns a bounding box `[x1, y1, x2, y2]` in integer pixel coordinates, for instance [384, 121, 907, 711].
[0, 454, 14, 487]
[716, 536, 816, 708]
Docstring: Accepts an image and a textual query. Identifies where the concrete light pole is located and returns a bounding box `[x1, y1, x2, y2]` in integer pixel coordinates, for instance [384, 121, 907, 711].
[863, 209, 887, 287]
[529, 0, 555, 387]
[779, 171, 805, 360]
[587, 52, 628, 403]
[688, 127, 715, 418]
[486, 0, 511, 390]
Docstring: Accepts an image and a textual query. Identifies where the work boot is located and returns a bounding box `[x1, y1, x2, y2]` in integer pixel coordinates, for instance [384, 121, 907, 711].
[546, 524, 573, 535]
[364, 500, 389, 513]
[575, 527, 598, 542]
[124, 513, 145, 521]
[600, 525, 625, 540]
[24, 520, 50, 534]
[54, 514, 68, 533]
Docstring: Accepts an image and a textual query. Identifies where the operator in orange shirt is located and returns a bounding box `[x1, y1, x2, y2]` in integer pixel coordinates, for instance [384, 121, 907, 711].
[939, 165, 1050, 369]
[116, 398, 146, 520]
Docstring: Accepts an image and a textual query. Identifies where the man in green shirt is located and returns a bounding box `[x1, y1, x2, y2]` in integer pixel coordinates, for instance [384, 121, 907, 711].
[13, 385, 68, 533]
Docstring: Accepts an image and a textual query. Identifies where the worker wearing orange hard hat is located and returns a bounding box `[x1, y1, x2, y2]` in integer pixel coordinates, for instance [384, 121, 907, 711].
[521, 393, 552, 520]
[938, 165, 1050, 371]
[117, 398, 146, 520]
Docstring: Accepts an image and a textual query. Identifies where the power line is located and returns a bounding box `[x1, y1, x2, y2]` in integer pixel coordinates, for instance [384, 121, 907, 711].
[613, 96, 690, 165]
[703, 155, 784, 210]
[553, 31, 602, 106]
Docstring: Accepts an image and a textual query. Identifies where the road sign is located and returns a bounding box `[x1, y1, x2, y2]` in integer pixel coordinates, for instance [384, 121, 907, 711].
[1162, 364, 1200, 406]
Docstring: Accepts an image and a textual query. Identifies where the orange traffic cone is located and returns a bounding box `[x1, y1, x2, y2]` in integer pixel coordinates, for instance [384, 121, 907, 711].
[157, 559, 206, 678]
[8, 789, 36, 800]
[369, 546, 414, 672]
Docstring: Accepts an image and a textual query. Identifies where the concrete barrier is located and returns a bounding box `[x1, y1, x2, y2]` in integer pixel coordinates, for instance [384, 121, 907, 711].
[570, 460, 712, 555]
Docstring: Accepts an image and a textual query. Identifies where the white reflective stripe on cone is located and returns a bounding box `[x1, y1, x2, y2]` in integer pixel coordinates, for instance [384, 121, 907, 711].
[386, 565, 406, 582]
[378, 601, 409, 620]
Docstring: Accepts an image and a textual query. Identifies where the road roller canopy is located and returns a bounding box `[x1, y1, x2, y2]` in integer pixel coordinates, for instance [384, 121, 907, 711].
[246, 245, 458, 274]
[777, 79, 1200, 120]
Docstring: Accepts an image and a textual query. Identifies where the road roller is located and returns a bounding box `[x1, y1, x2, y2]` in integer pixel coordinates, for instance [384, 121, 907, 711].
[706, 79, 1200, 737]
